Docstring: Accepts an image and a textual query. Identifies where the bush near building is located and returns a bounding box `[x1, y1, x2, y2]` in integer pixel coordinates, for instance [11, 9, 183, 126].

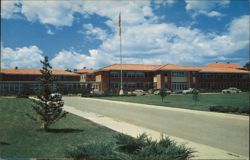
[209, 105, 249, 114]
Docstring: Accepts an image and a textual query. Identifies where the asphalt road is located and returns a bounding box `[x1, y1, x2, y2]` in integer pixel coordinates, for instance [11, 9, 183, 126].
[63, 97, 249, 157]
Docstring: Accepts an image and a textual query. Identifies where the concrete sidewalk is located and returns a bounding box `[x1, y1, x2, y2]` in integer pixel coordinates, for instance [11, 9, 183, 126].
[64, 104, 247, 159]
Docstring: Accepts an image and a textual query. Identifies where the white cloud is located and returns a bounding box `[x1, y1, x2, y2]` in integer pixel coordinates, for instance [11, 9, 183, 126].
[50, 49, 114, 69]
[1, 1, 155, 27]
[1, 44, 44, 68]
[3, 14, 248, 69]
[81, 24, 108, 40]
[206, 11, 224, 17]
[92, 14, 249, 66]
[185, 0, 229, 18]
[1, 1, 249, 69]
[1, 1, 22, 19]
[154, 0, 176, 7]
[47, 29, 54, 35]
[228, 15, 249, 42]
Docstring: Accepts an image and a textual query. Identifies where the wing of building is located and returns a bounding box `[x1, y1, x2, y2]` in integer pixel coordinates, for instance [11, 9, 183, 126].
[0, 62, 249, 95]
[94, 62, 249, 93]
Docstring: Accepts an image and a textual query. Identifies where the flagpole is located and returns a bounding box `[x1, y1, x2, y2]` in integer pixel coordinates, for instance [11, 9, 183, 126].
[119, 12, 124, 95]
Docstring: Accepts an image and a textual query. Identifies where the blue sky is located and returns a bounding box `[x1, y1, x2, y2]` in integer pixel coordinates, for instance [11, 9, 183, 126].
[1, 0, 249, 69]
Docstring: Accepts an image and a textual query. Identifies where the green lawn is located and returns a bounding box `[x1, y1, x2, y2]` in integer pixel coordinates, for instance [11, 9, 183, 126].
[98, 93, 249, 112]
[0, 98, 119, 158]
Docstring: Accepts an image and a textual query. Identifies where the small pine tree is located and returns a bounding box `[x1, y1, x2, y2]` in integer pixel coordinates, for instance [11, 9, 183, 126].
[159, 89, 167, 102]
[192, 88, 200, 104]
[27, 56, 67, 131]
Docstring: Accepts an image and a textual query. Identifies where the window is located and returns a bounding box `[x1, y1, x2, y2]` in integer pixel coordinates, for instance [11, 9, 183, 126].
[172, 82, 187, 91]
[110, 71, 120, 77]
[172, 71, 187, 77]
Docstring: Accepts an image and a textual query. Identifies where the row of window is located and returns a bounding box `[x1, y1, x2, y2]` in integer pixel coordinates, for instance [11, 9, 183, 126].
[3, 75, 77, 81]
[110, 82, 152, 89]
[172, 82, 188, 91]
[0, 83, 92, 94]
[110, 71, 153, 78]
[200, 73, 249, 79]
[171, 72, 188, 77]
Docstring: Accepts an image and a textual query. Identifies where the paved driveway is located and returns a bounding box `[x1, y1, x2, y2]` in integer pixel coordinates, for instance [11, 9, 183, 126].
[63, 96, 249, 157]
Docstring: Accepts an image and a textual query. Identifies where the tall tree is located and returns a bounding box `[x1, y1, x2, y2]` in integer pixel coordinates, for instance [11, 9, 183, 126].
[27, 56, 67, 131]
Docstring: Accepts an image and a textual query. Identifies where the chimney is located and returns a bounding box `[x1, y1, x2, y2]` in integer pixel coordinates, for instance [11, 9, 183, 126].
[15, 66, 18, 70]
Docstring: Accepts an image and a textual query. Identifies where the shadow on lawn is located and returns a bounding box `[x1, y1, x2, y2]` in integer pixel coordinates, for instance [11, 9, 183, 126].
[0, 141, 11, 145]
[37, 128, 84, 133]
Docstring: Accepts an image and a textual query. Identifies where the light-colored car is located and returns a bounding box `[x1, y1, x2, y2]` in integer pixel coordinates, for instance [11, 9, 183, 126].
[153, 89, 171, 95]
[132, 89, 146, 96]
[182, 88, 195, 94]
[222, 87, 242, 93]
[50, 93, 62, 100]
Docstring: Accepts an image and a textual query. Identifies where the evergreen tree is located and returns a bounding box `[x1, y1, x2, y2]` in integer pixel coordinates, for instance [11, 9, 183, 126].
[192, 88, 200, 104]
[159, 89, 167, 102]
[27, 56, 67, 131]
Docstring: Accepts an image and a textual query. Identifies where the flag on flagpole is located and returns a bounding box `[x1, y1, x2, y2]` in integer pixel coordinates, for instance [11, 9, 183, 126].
[118, 12, 121, 36]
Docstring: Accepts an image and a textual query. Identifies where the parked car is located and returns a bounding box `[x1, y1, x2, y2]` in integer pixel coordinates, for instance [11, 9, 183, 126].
[153, 89, 171, 95]
[182, 88, 198, 94]
[132, 89, 146, 96]
[50, 93, 62, 101]
[222, 88, 242, 93]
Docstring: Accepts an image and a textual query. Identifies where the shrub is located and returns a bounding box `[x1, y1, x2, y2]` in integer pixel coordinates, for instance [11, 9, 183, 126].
[226, 106, 239, 112]
[209, 105, 226, 112]
[115, 133, 151, 154]
[137, 136, 194, 160]
[67, 133, 194, 160]
[209, 105, 249, 114]
[66, 142, 130, 160]
[115, 133, 194, 160]
[238, 106, 250, 114]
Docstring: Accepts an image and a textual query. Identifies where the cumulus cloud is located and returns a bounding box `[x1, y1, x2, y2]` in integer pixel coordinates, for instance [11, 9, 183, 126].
[94, 14, 249, 66]
[185, 0, 229, 18]
[1, 1, 155, 27]
[1, 1, 22, 19]
[50, 49, 114, 69]
[156, 0, 176, 6]
[1, 1, 249, 69]
[1, 44, 44, 68]
[81, 24, 108, 40]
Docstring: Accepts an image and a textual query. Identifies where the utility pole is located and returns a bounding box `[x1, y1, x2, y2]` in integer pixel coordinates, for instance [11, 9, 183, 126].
[119, 12, 124, 95]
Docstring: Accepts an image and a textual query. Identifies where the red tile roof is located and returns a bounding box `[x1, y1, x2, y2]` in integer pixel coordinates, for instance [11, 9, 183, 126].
[156, 64, 201, 71]
[206, 62, 242, 69]
[199, 67, 249, 73]
[96, 62, 249, 74]
[200, 62, 249, 73]
[0, 69, 79, 76]
[74, 68, 94, 74]
[99, 64, 161, 71]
